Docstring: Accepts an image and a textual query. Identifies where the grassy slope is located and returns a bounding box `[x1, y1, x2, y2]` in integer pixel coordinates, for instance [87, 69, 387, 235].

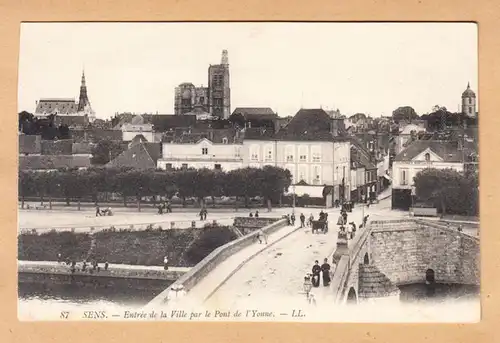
[18, 226, 237, 267]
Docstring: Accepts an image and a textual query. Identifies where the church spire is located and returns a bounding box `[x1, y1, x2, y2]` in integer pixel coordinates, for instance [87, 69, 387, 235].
[77, 69, 91, 112]
[81, 69, 86, 87]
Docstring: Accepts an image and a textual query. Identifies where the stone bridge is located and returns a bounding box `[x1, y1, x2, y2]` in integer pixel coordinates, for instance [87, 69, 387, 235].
[330, 218, 480, 305]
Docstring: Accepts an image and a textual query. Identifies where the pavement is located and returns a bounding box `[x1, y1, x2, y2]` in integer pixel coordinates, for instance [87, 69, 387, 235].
[170, 223, 302, 308]
[18, 260, 191, 273]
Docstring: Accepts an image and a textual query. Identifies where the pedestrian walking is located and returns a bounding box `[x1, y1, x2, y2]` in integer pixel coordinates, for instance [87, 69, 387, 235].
[249, 212, 254, 218]
[311, 261, 321, 287]
[291, 213, 296, 225]
[95, 206, 101, 217]
[363, 215, 369, 227]
[300, 213, 306, 228]
[104, 261, 109, 271]
[321, 258, 331, 287]
[164, 256, 169, 270]
[255, 210, 259, 218]
[257, 228, 268, 244]
[308, 214, 314, 227]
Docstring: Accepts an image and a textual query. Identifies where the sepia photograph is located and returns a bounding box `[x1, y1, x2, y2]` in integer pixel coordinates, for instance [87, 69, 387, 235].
[17, 22, 479, 322]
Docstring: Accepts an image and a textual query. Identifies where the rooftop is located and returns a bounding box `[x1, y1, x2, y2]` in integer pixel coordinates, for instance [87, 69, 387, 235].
[394, 140, 475, 163]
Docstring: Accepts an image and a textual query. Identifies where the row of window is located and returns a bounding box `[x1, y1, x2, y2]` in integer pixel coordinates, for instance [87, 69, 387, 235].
[250, 145, 322, 162]
[287, 164, 323, 184]
[200, 145, 239, 156]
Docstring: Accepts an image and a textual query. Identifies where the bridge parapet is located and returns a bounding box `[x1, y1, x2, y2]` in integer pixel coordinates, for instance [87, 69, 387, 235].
[146, 218, 288, 308]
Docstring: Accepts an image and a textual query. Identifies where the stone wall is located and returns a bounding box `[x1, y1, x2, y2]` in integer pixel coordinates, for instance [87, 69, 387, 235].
[233, 217, 280, 234]
[148, 218, 288, 306]
[18, 262, 185, 281]
[19, 272, 173, 292]
[370, 219, 480, 286]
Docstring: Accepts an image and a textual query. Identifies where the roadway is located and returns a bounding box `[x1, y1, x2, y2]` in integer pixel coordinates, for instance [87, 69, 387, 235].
[201, 198, 407, 311]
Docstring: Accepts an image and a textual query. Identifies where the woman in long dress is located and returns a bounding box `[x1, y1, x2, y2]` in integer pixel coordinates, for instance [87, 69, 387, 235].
[312, 260, 321, 287]
[321, 258, 331, 286]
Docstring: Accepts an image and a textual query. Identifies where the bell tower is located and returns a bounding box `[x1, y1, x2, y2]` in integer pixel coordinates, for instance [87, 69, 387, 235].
[461, 82, 476, 118]
[208, 50, 231, 119]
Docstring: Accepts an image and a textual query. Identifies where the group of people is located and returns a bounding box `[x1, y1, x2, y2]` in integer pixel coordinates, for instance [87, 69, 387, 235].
[157, 201, 173, 215]
[95, 206, 113, 217]
[336, 208, 370, 239]
[310, 258, 334, 288]
[199, 208, 208, 220]
[57, 253, 109, 274]
[249, 210, 260, 218]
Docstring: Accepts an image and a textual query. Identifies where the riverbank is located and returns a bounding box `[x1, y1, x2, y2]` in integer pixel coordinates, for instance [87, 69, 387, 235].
[18, 225, 238, 267]
[19, 260, 190, 280]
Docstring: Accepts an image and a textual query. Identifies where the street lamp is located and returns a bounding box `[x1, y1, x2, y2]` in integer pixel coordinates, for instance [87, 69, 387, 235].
[303, 275, 313, 300]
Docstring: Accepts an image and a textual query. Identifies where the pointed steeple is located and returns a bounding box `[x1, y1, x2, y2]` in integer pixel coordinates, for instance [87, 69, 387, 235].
[467, 81, 470, 89]
[77, 69, 91, 112]
[81, 69, 86, 87]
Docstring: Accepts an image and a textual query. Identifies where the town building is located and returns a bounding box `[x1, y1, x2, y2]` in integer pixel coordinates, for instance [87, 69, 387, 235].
[350, 160, 365, 203]
[391, 140, 475, 210]
[18, 134, 92, 171]
[106, 141, 162, 170]
[231, 107, 278, 131]
[120, 115, 157, 142]
[34, 71, 96, 125]
[174, 50, 231, 119]
[157, 129, 243, 171]
[391, 122, 428, 156]
[242, 108, 351, 205]
[461, 82, 477, 118]
[349, 141, 378, 202]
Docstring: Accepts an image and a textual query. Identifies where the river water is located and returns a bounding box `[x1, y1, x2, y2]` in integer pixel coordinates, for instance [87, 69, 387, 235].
[18, 281, 479, 321]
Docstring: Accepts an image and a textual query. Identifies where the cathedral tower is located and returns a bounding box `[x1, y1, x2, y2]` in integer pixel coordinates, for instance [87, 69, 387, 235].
[208, 50, 231, 119]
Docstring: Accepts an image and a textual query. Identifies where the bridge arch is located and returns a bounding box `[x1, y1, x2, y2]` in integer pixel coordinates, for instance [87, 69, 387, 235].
[425, 269, 435, 283]
[346, 287, 357, 304]
[363, 252, 370, 265]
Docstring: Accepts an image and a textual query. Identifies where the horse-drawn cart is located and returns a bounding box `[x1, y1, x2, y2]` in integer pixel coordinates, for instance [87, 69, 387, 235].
[311, 220, 328, 234]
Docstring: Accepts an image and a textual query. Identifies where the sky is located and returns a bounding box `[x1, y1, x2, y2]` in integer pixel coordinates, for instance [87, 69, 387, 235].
[18, 22, 477, 119]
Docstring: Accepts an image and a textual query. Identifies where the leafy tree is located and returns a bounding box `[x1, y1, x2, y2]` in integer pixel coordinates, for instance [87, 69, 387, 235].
[90, 139, 125, 165]
[72, 170, 91, 210]
[18, 171, 36, 208]
[392, 106, 419, 123]
[226, 168, 262, 207]
[259, 166, 292, 211]
[174, 168, 197, 207]
[210, 170, 226, 207]
[192, 168, 217, 208]
[34, 171, 60, 209]
[413, 168, 477, 216]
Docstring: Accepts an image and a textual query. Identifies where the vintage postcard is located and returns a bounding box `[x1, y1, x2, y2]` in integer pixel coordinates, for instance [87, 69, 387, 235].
[17, 22, 479, 322]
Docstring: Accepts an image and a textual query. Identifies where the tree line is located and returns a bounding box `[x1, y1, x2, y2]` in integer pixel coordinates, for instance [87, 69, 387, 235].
[18, 166, 293, 212]
[413, 168, 479, 216]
